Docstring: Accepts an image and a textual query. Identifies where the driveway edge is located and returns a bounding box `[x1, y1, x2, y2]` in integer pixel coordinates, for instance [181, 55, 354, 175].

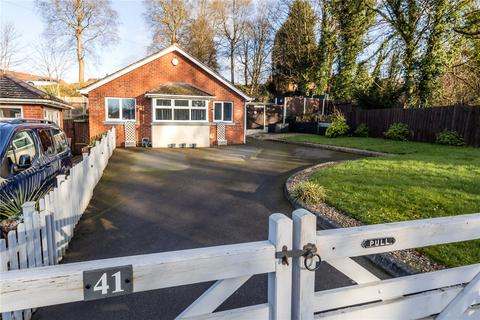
[265, 138, 392, 157]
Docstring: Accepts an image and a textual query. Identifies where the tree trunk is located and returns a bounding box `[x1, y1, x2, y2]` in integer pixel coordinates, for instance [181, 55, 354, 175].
[230, 44, 235, 84]
[403, 44, 415, 108]
[76, 33, 84, 84]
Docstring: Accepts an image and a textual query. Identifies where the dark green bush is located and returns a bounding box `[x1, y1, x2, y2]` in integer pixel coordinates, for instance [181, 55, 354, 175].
[384, 123, 410, 141]
[436, 130, 465, 146]
[325, 111, 350, 138]
[354, 123, 369, 137]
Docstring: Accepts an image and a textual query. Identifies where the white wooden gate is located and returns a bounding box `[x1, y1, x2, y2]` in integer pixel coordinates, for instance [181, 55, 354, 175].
[291, 209, 480, 320]
[1, 209, 480, 319]
[0, 213, 293, 320]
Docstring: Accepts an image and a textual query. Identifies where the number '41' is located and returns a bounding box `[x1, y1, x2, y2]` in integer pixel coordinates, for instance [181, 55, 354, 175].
[94, 271, 124, 295]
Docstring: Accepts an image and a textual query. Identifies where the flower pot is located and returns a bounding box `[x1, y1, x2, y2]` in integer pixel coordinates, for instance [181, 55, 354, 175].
[0, 219, 19, 238]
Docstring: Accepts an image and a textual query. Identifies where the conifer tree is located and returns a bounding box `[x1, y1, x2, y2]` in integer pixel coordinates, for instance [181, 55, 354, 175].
[272, 0, 317, 94]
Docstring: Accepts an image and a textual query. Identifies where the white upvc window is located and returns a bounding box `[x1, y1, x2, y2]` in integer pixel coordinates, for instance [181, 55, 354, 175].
[0, 106, 23, 120]
[153, 98, 208, 122]
[213, 102, 233, 122]
[105, 97, 136, 121]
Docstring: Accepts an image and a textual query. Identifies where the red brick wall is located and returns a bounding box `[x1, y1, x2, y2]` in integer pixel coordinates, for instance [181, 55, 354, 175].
[23, 105, 43, 119]
[22, 105, 64, 128]
[87, 51, 246, 146]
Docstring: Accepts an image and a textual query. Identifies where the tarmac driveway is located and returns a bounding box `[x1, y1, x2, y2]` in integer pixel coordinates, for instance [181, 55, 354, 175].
[35, 138, 368, 320]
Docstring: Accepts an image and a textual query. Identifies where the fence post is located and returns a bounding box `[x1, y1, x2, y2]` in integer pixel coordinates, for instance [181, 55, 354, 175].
[292, 209, 316, 320]
[268, 213, 292, 320]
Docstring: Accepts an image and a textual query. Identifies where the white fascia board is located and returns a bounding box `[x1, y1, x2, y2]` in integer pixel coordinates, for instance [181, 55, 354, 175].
[79, 45, 253, 101]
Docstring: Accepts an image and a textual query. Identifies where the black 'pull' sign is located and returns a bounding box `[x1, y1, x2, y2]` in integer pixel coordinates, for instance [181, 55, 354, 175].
[361, 237, 396, 249]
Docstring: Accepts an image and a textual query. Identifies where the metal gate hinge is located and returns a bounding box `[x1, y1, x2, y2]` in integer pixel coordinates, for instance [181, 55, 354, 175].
[275, 243, 320, 269]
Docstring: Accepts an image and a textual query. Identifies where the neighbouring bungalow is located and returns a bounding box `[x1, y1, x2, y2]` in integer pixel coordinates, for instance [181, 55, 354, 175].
[79, 44, 252, 148]
[0, 69, 58, 87]
[0, 74, 72, 127]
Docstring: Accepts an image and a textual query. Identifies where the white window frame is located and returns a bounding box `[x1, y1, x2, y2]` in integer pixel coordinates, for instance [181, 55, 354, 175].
[213, 101, 234, 123]
[44, 107, 60, 125]
[0, 106, 23, 120]
[153, 98, 209, 123]
[105, 97, 137, 122]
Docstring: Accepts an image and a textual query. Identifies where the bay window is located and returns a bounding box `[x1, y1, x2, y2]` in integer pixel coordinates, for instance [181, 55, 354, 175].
[214, 102, 233, 122]
[106, 98, 136, 121]
[154, 98, 208, 122]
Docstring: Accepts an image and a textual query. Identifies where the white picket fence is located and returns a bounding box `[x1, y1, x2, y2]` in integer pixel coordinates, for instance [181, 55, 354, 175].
[0, 128, 116, 320]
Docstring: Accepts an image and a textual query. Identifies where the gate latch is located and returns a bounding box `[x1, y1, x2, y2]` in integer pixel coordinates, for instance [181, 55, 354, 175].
[275, 243, 321, 271]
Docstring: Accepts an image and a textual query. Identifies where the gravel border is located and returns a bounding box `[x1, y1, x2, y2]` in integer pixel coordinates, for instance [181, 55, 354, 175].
[284, 159, 446, 277]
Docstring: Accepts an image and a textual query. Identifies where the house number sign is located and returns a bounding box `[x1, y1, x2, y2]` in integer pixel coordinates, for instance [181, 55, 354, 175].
[83, 265, 133, 301]
[361, 237, 396, 249]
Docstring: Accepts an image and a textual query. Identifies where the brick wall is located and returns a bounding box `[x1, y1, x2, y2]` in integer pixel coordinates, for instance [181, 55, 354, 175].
[23, 105, 43, 119]
[87, 51, 246, 147]
[22, 105, 64, 128]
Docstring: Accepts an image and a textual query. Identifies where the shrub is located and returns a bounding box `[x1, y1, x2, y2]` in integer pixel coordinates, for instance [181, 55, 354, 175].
[384, 123, 410, 141]
[354, 123, 369, 137]
[0, 175, 50, 221]
[325, 110, 350, 138]
[291, 181, 327, 205]
[436, 130, 465, 146]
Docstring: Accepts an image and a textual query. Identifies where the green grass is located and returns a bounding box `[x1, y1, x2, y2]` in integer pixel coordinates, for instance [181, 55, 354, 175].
[285, 134, 480, 267]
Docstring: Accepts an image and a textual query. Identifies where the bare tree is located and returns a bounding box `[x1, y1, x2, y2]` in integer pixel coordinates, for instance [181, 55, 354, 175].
[237, 3, 274, 94]
[0, 22, 23, 71]
[212, 0, 252, 84]
[33, 41, 72, 95]
[36, 0, 119, 84]
[183, 1, 219, 70]
[144, 0, 190, 51]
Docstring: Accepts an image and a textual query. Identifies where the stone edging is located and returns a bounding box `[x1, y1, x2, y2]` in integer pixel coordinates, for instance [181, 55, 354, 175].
[266, 138, 392, 157]
[284, 161, 445, 277]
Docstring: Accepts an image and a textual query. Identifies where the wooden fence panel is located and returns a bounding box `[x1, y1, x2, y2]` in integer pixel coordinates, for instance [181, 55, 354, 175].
[344, 105, 480, 146]
[63, 119, 89, 155]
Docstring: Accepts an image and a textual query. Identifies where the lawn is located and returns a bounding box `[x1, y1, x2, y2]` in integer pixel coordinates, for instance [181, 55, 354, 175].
[285, 134, 480, 268]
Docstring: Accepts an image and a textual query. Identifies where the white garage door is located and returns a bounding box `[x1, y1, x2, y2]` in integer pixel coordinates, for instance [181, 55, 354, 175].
[151, 124, 210, 148]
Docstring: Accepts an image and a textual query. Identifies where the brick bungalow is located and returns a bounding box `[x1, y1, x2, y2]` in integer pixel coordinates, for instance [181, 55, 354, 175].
[79, 44, 252, 148]
[0, 74, 72, 127]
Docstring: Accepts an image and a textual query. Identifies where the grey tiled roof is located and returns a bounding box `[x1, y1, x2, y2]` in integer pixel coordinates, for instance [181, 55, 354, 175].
[0, 74, 71, 109]
[146, 82, 214, 97]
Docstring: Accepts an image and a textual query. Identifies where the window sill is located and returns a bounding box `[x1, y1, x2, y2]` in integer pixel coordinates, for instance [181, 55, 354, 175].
[151, 121, 211, 126]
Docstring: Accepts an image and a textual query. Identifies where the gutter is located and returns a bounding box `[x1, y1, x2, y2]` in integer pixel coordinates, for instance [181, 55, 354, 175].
[0, 98, 73, 110]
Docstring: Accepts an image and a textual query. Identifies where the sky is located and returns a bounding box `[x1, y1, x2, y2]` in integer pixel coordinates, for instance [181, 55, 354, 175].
[0, 0, 155, 83]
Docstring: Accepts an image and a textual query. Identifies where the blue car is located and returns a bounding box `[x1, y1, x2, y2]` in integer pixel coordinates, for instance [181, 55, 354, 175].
[0, 119, 72, 218]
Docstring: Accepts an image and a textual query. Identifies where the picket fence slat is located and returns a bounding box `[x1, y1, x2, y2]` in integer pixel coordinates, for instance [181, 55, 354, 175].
[0, 129, 116, 320]
[0, 238, 13, 320]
